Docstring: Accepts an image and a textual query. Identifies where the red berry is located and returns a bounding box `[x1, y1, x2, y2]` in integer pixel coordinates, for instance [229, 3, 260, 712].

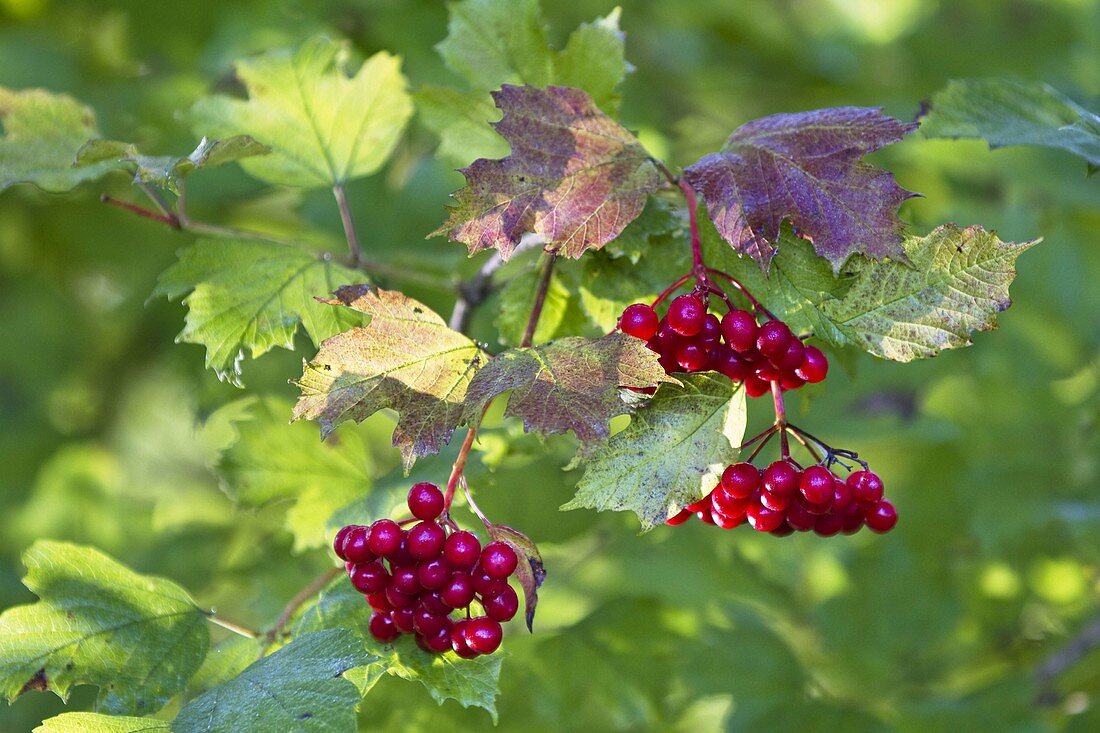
[814, 512, 844, 537]
[785, 501, 817, 532]
[423, 627, 453, 653]
[721, 309, 759, 352]
[800, 466, 836, 505]
[342, 526, 375, 564]
[655, 319, 683, 348]
[667, 294, 706, 336]
[481, 542, 518, 578]
[417, 559, 451, 590]
[712, 509, 746, 529]
[712, 488, 751, 518]
[774, 339, 806, 370]
[483, 585, 519, 622]
[384, 585, 415, 609]
[778, 372, 805, 391]
[744, 375, 770, 397]
[407, 521, 446, 560]
[619, 304, 660, 341]
[760, 489, 791, 512]
[848, 471, 885, 504]
[367, 519, 402, 557]
[695, 509, 716, 525]
[770, 522, 795, 537]
[407, 482, 445, 520]
[369, 611, 401, 643]
[350, 562, 389, 594]
[839, 503, 864, 534]
[746, 503, 785, 532]
[698, 314, 722, 345]
[390, 565, 421, 595]
[666, 509, 693, 526]
[472, 569, 508, 598]
[754, 361, 781, 381]
[451, 620, 480, 658]
[464, 617, 503, 654]
[832, 475, 855, 511]
[756, 320, 794, 359]
[795, 346, 829, 383]
[713, 346, 752, 381]
[763, 460, 800, 497]
[721, 462, 761, 499]
[420, 591, 451, 615]
[444, 531, 482, 569]
[413, 609, 449, 637]
[797, 493, 831, 516]
[392, 605, 415, 633]
[864, 499, 898, 533]
[675, 343, 711, 372]
[685, 496, 711, 513]
[441, 572, 476, 608]
[333, 525, 355, 560]
[366, 591, 392, 612]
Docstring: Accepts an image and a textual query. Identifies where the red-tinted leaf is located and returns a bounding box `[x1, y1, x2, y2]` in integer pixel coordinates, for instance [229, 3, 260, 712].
[434, 85, 662, 259]
[684, 107, 918, 272]
[484, 524, 545, 632]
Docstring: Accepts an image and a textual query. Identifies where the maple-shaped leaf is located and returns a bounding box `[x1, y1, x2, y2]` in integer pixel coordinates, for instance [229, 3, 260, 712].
[563, 374, 746, 530]
[292, 284, 488, 470]
[683, 106, 918, 272]
[463, 333, 677, 444]
[434, 85, 662, 259]
[824, 224, 1039, 361]
[74, 135, 269, 194]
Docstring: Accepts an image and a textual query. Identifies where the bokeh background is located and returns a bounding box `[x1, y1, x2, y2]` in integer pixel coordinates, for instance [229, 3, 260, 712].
[2, 0, 1099, 730]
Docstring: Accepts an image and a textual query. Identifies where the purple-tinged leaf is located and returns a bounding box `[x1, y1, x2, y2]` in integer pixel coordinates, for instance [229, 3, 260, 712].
[434, 85, 662, 259]
[484, 524, 545, 632]
[684, 106, 918, 272]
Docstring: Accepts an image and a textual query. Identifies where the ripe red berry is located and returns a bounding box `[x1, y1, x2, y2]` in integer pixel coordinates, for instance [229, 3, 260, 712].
[443, 531, 481, 569]
[619, 303, 660, 341]
[711, 488, 751, 518]
[778, 372, 805, 391]
[832, 475, 855, 510]
[464, 617, 504, 655]
[800, 466, 836, 505]
[450, 620, 480, 658]
[483, 585, 519, 622]
[763, 460, 800, 497]
[667, 294, 706, 336]
[744, 375, 770, 397]
[756, 320, 794, 359]
[342, 526, 375, 564]
[785, 501, 817, 532]
[746, 503, 785, 532]
[721, 462, 761, 499]
[392, 605, 415, 633]
[760, 489, 791, 512]
[774, 338, 806, 370]
[441, 572, 476, 608]
[366, 591, 392, 612]
[368, 611, 401, 643]
[675, 343, 711, 372]
[814, 512, 844, 537]
[481, 541, 518, 578]
[839, 503, 864, 534]
[384, 585, 415, 609]
[407, 482, 445, 520]
[721, 309, 759, 352]
[666, 508, 692, 526]
[795, 346, 829, 383]
[698, 314, 722, 345]
[417, 559, 450, 590]
[333, 525, 355, 560]
[420, 591, 451, 615]
[713, 346, 752, 381]
[367, 519, 402, 557]
[413, 609, 449, 637]
[407, 521, 446, 561]
[770, 522, 795, 537]
[350, 562, 390, 594]
[390, 565, 421, 595]
[848, 471, 885, 504]
[864, 499, 898, 533]
[712, 509, 746, 529]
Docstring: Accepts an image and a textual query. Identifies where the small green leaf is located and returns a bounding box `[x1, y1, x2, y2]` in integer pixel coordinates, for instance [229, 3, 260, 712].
[0, 87, 113, 192]
[173, 629, 374, 733]
[0, 541, 209, 715]
[191, 36, 413, 188]
[463, 333, 678, 444]
[34, 713, 170, 733]
[216, 396, 372, 552]
[823, 224, 1039, 361]
[292, 284, 488, 470]
[564, 374, 746, 530]
[74, 135, 270, 194]
[553, 8, 630, 115]
[415, 86, 508, 168]
[921, 78, 1100, 169]
[153, 238, 366, 386]
[435, 0, 553, 91]
[494, 265, 570, 345]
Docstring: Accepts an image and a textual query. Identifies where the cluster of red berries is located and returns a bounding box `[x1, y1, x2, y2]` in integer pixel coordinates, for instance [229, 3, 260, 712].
[668, 461, 898, 535]
[618, 294, 828, 397]
[333, 482, 519, 658]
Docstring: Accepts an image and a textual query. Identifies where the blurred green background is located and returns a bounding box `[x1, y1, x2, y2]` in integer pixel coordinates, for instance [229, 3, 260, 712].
[2, 0, 1099, 730]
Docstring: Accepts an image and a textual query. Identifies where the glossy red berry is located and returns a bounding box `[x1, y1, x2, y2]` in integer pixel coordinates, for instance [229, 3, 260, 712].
[763, 460, 800, 497]
[451, 620, 480, 658]
[711, 488, 751, 518]
[369, 611, 401, 643]
[413, 609, 449, 637]
[746, 503, 785, 532]
[864, 499, 898, 533]
[721, 462, 761, 499]
[667, 294, 706, 336]
[342, 526, 375, 564]
[675, 343, 711, 372]
[721, 309, 759, 352]
[619, 304, 660, 341]
[785, 501, 817, 532]
[391, 605, 415, 633]
[795, 346, 829, 383]
[384, 585, 415, 609]
[366, 591, 392, 612]
[832, 475, 855, 511]
[367, 519, 402, 557]
[814, 512, 844, 537]
[443, 531, 481, 569]
[800, 466, 836, 505]
[756, 320, 794, 359]
[465, 617, 504, 655]
[333, 525, 355, 560]
[698, 314, 722, 345]
[350, 562, 390, 594]
[390, 565, 421, 595]
[714, 347, 752, 381]
[744, 375, 770, 398]
[407, 521, 446, 561]
[839, 503, 864, 534]
[848, 471, 885, 504]
[481, 541, 518, 578]
[760, 489, 791, 512]
[407, 482, 445, 520]
[483, 585, 519, 622]
[417, 559, 450, 590]
[441, 572, 476, 608]
[774, 338, 806, 370]
[770, 522, 795, 537]
[472, 569, 509, 598]
[666, 508, 692, 526]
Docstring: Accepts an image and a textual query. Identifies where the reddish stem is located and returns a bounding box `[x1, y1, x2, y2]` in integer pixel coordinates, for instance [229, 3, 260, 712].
[100, 194, 179, 228]
[705, 268, 778, 321]
[650, 272, 694, 309]
[771, 380, 790, 459]
[679, 179, 705, 271]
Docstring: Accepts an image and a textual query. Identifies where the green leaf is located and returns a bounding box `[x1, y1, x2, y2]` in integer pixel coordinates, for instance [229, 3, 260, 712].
[186, 635, 261, 697]
[435, 85, 662, 260]
[495, 265, 570, 346]
[190, 36, 413, 187]
[216, 396, 372, 552]
[435, 0, 553, 91]
[463, 333, 678, 445]
[74, 135, 270, 194]
[292, 284, 488, 469]
[34, 714, 170, 733]
[0, 87, 113, 192]
[823, 224, 1039, 361]
[563, 374, 746, 530]
[153, 238, 366, 386]
[173, 629, 374, 733]
[415, 86, 508, 169]
[0, 541, 209, 715]
[602, 195, 683, 264]
[921, 78, 1100, 169]
[552, 8, 630, 115]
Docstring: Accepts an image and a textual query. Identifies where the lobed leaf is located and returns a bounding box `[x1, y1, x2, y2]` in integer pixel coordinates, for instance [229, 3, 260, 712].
[434, 85, 662, 260]
[0, 541, 208, 715]
[172, 629, 374, 733]
[190, 36, 412, 188]
[75, 135, 270, 194]
[435, 0, 553, 92]
[823, 224, 1039, 361]
[292, 284, 488, 470]
[684, 106, 917, 272]
[0, 87, 113, 193]
[34, 714, 169, 733]
[463, 333, 678, 445]
[920, 78, 1100, 170]
[153, 238, 366, 386]
[563, 374, 746, 530]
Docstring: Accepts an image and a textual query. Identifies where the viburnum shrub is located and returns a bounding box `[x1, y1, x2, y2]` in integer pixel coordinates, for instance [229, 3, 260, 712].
[0, 1, 1046, 728]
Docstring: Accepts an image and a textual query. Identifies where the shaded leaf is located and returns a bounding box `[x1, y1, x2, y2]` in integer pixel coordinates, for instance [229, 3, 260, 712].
[173, 629, 373, 733]
[563, 374, 746, 530]
[494, 265, 570, 346]
[601, 195, 682, 264]
[552, 8, 630, 115]
[434, 85, 662, 259]
[463, 333, 678, 444]
[0, 87, 113, 192]
[74, 135, 270, 194]
[435, 0, 553, 91]
[0, 541, 208, 715]
[153, 238, 366, 386]
[292, 284, 488, 469]
[684, 106, 917, 272]
[190, 36, 412, 187]
[416, 86, 508, 168]
[823, 224, 1039, 361]
[921, 78, 1100, 169]
[34, 714, 169, 733]
[484, 524, 546, 632]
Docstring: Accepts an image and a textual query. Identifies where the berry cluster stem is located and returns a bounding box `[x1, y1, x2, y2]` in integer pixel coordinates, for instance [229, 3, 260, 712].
[333, 183, 363, 264]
